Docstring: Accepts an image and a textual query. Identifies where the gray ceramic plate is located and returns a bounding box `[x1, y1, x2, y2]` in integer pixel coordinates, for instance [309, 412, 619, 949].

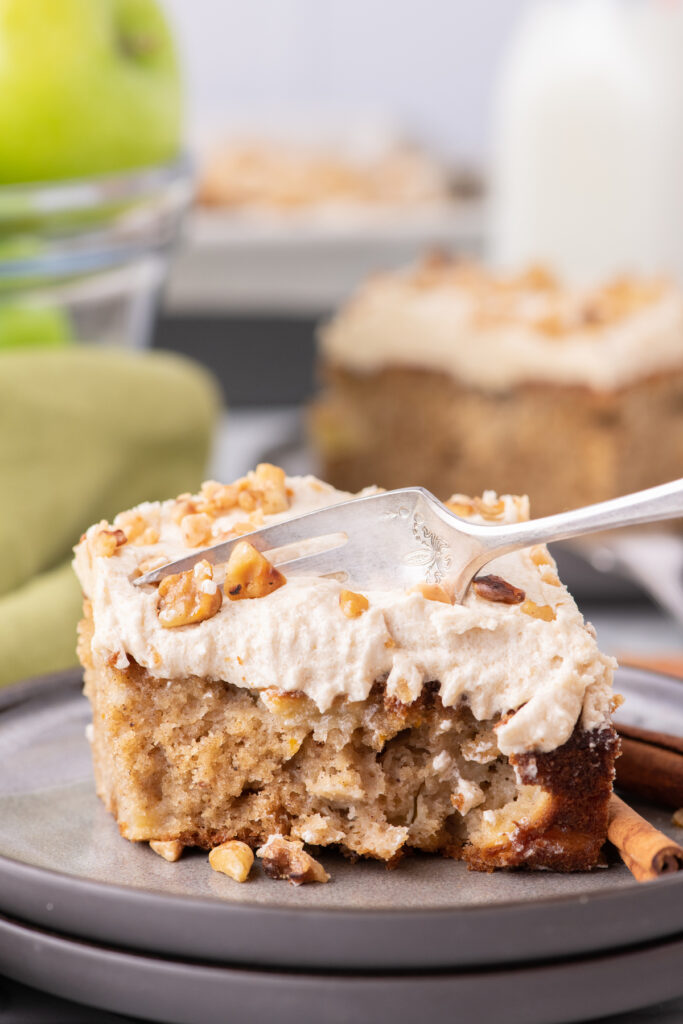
[0, 667, 681, 972]
[1, 911, 683, 1024]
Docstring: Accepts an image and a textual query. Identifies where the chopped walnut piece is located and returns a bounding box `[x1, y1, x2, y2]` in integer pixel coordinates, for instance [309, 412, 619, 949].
[672, 809, 683, 828]
[157, 559, 222, 628]
[446, 496, 476, 518]
[256, 835, 329, 886]
[472, 575, 525, 605]
[474, 496, 506, 521]
[224, 541, 286, 601]
[237, 489, 258, 511]
[93, 526, 127, 557]
[171, 494, 197, 525]
[260, 688, 306, 716]
[116, 510, 160, 546]
[520, 599, 556, 622]
[540, 568, 562, 587]
[339, 589, 369, 618]
[530, 545, 552, 567]
[149, 840, 184, 863]
[610, 693, 625, 713]
[197, 480, 239, 516]
[250, 463, 290, 514]
[409, 583, 452, 604]
[226, 509, 264, 536]
[181, 513, 213, 548]
[209, 840, 254, 882]
[138, 555, 169, 573]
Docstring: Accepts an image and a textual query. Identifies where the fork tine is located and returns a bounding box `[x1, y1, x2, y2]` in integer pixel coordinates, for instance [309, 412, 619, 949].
[273, 546, 348, 579]
[135, 499, 368, 585]
[233, 504, 353, 552]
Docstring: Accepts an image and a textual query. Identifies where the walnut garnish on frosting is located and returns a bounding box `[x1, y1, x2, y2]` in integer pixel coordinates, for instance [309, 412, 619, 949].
[473, 575, 525, 605]
[115, 510, 160, 546]
[157, 559, 222, 628]
[181, 512, 213, 548]
[257, 834, 329, 885]
[192, 464, 290, 521]
[339, 589, 369, 618]
[530, 546, 552, 566]
[409, 583, 452, 604]
[446, 497, 476, 518]
[474, 495, 506, 521]
[224, 541, 286, 601]
[93, 524, 127, 557]
[245, 462, 290, 514]
[520, 599, 556, 622]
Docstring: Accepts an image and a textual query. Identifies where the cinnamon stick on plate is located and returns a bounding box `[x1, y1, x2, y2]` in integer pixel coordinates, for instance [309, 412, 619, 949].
[608, 794, 683, 882]
[615, 724, 683, 808]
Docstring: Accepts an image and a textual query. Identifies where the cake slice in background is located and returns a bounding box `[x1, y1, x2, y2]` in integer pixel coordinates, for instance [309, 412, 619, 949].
[74, 467, 618, 873]
[198, 137, 450, 215]
[313, 254, 683, 516]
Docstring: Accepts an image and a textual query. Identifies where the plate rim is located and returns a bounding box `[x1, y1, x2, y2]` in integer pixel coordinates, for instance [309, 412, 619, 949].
[1, 909, 682, 1024]
[0, 666, 682, 972]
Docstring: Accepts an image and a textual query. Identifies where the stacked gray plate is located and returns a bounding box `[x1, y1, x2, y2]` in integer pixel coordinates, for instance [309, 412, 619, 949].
[0, 667, 682, 1024]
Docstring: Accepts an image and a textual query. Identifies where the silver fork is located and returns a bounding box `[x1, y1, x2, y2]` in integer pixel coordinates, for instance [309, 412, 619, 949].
[135, 479, 683, 603]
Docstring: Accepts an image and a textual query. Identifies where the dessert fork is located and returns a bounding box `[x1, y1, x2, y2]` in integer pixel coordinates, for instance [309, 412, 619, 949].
[136, 479, 683, 603]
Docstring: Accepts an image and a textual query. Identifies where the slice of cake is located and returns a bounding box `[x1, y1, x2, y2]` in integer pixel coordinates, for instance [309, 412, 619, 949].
[73, 466, 618, 872]
[199, 139, 450, 213]
[313, 254, 683, 516]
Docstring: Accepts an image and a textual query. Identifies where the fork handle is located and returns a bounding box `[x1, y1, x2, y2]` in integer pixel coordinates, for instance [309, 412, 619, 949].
[489, 478, 683, 554]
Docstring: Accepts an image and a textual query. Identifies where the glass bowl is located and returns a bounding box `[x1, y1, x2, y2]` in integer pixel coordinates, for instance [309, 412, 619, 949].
[0, 157, 193, 349]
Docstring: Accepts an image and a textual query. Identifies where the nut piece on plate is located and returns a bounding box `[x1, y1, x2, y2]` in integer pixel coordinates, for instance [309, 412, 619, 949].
[93, 525, 127, 557]
[149, 840, 184, 863]
[256, 834, 330, 885]
[209, 840, 254, 882]
[157, 559, 222, 628]
[339, 589, 369, 618]
[224, 541, 286, 601]
[472, 575, 525, 605]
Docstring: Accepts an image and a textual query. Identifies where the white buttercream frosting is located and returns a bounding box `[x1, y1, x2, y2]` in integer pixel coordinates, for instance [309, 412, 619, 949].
[320, 260, 683, 391]
[73, 475, 615, 756]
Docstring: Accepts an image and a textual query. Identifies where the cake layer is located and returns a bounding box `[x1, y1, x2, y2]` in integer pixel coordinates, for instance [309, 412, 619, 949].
[313, 365, 683, 519]
[78, 604, 618, 869]
[73, 472, 614, 757]
[320, 257, 683, 391]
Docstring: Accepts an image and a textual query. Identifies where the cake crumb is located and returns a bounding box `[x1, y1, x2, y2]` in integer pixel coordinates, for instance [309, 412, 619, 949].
[257, 834, 330, 885]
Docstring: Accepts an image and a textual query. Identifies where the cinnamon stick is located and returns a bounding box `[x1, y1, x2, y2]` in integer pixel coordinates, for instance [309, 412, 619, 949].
[617, 722, 683, 756]
[614, 725, 683, 808]
[616, 738, 683, 808]
[608, 794, 683, 881]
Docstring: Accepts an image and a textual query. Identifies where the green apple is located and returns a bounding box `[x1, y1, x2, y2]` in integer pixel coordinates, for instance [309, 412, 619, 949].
[0, 303, 73, 349]
[0, 0, 181, 184]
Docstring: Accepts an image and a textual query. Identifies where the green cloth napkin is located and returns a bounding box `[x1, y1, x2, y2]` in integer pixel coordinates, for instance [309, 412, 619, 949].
[0, 347, 220, 687]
